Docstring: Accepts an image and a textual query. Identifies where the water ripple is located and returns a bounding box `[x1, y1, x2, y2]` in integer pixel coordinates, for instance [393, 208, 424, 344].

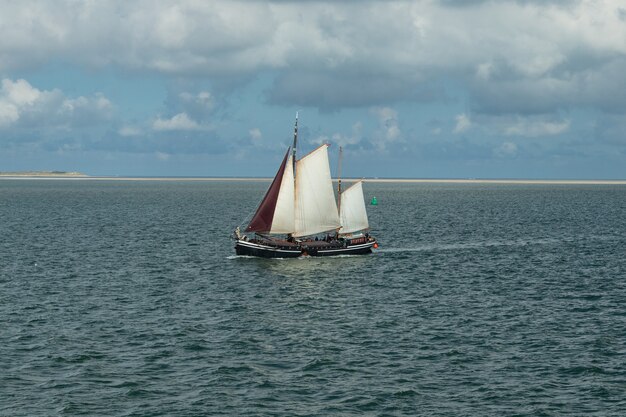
[1, 181, 625, 416]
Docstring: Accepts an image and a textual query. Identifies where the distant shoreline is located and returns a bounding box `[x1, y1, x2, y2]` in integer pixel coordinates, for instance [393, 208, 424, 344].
[0, 171, 87, 177]
[1, 175, 625, 185]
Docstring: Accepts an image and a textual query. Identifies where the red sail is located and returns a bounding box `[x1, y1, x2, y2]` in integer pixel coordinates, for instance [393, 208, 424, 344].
[246, 148, 291, 233]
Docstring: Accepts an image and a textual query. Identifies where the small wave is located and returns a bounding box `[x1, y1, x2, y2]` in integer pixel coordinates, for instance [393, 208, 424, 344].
[126, 388, 150, 397]
[215, 364, 254, 375]
[226, 255, 292, 260]
[392, 389, 418, 398]
[301, 358, 335, 372]
[559, 365, 608, 376]
[111, 380, 140, 388]
[184, 343, 208, 352]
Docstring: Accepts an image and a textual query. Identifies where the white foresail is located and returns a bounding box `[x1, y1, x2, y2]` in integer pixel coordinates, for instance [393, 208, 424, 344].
[294, 144, 341, 237]
[269, 154, 295, 234]
[339, 181, 369, 234]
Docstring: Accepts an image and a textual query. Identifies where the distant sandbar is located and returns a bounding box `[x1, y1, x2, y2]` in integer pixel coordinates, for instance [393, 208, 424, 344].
[0, 171, 87, 177]
[1, 175, 624, 185]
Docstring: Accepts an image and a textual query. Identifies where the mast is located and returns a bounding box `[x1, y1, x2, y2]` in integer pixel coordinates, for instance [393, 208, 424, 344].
[337, 146, 343, 214]
[286, 112, 298, 240]
[292, 112, 298, 176]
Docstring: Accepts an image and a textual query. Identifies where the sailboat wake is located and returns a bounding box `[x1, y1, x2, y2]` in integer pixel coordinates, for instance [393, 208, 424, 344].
[377, 237, 568, 253]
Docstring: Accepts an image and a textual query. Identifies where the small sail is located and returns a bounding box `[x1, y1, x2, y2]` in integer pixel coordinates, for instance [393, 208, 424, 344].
[294, 144, 341, 237]
[339, 181, 369, 234]
[246, 148, 294, 234]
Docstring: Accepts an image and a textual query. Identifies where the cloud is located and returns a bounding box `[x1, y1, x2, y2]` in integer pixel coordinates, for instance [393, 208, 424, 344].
[167, 90, 215, 122]
[453, 113, 471, 133]
[504, 118, 570, 137]
[181, 91, 212, 109]
[91, 128, 227, 156]
[470, 58, 626, 114]
[494, 141, 518, 157]
[311, 121, 363, 148]
[0, 78, 112, 129]
[335, 121, 363, 147]
[152, 112, 203, 131]
[370, 107, 402, 150]
[269, 71, 437, 108]
[249, 128, 262, 141]
[1, 1, 625, 113]
[118, 126, 142, 137]
[155, 151, 170, 161]
[0, 101, 19, 126]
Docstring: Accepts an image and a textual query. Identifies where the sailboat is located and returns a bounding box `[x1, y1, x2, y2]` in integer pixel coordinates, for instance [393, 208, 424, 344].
[233, 114, 378, 258]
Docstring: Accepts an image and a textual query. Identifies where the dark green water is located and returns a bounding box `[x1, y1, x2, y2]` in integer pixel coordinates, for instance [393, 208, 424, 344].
[1, 180, 625, 416]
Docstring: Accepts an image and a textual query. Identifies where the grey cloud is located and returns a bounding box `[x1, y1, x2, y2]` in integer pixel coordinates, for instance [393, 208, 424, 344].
[2, 1, 626, 115]
[440, 0, 579, 5]
[438, 0, 493, 7]
[470, 58, 626, 115]
[269, 71, 443, 109]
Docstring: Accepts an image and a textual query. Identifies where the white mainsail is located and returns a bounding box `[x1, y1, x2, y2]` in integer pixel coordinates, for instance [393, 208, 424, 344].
[294, 144, 341, 237]
[269, 154, 295, 234]
[339, 180, 369, 234]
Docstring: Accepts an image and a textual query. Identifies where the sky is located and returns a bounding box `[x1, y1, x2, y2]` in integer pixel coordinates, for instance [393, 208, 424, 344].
[1, 0, 625, 179]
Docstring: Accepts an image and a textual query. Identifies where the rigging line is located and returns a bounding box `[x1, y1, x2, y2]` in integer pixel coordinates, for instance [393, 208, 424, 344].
[238, 202, 260, 231]
[337, 145, 343, 215]
[238, 177, 274, 231]
[292, 111, 298, 177]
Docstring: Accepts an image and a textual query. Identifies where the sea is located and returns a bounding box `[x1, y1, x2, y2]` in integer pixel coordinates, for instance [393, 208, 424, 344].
[1, 179, 625, 416]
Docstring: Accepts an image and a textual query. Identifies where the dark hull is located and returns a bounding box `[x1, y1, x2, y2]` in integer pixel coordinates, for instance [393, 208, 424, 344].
[300, 241, 374, 257]
[235, 239, 301, 258]
[234, 239, 376, 258]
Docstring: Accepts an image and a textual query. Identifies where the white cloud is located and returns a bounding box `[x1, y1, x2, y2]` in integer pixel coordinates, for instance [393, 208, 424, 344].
[0, 78, 112, 129]
[454, 113, 471, 133]
[310, 135, 330, 147]
[311, 122, 363, 148]
[179, 91, 213, 111]
[494, 141, 518, 157]
[119, 126, 142, 137]
[504, 119, 570, 137]
[249, 128, 262, 141]
[373, 107, 401, 141]
[153, 112, 202, 131]
[335, 121, 363, 147]
[165, 90, 216, 124]
[476, 62, 495, 81]
[62, 94, 113, 117]
[0, 101, 19, 127]
[155, 151, 170, 161]
[2, 78, 41, 105]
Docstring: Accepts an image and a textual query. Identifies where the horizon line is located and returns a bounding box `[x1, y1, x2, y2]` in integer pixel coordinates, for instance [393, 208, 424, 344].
[1, 174, 625, 185]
